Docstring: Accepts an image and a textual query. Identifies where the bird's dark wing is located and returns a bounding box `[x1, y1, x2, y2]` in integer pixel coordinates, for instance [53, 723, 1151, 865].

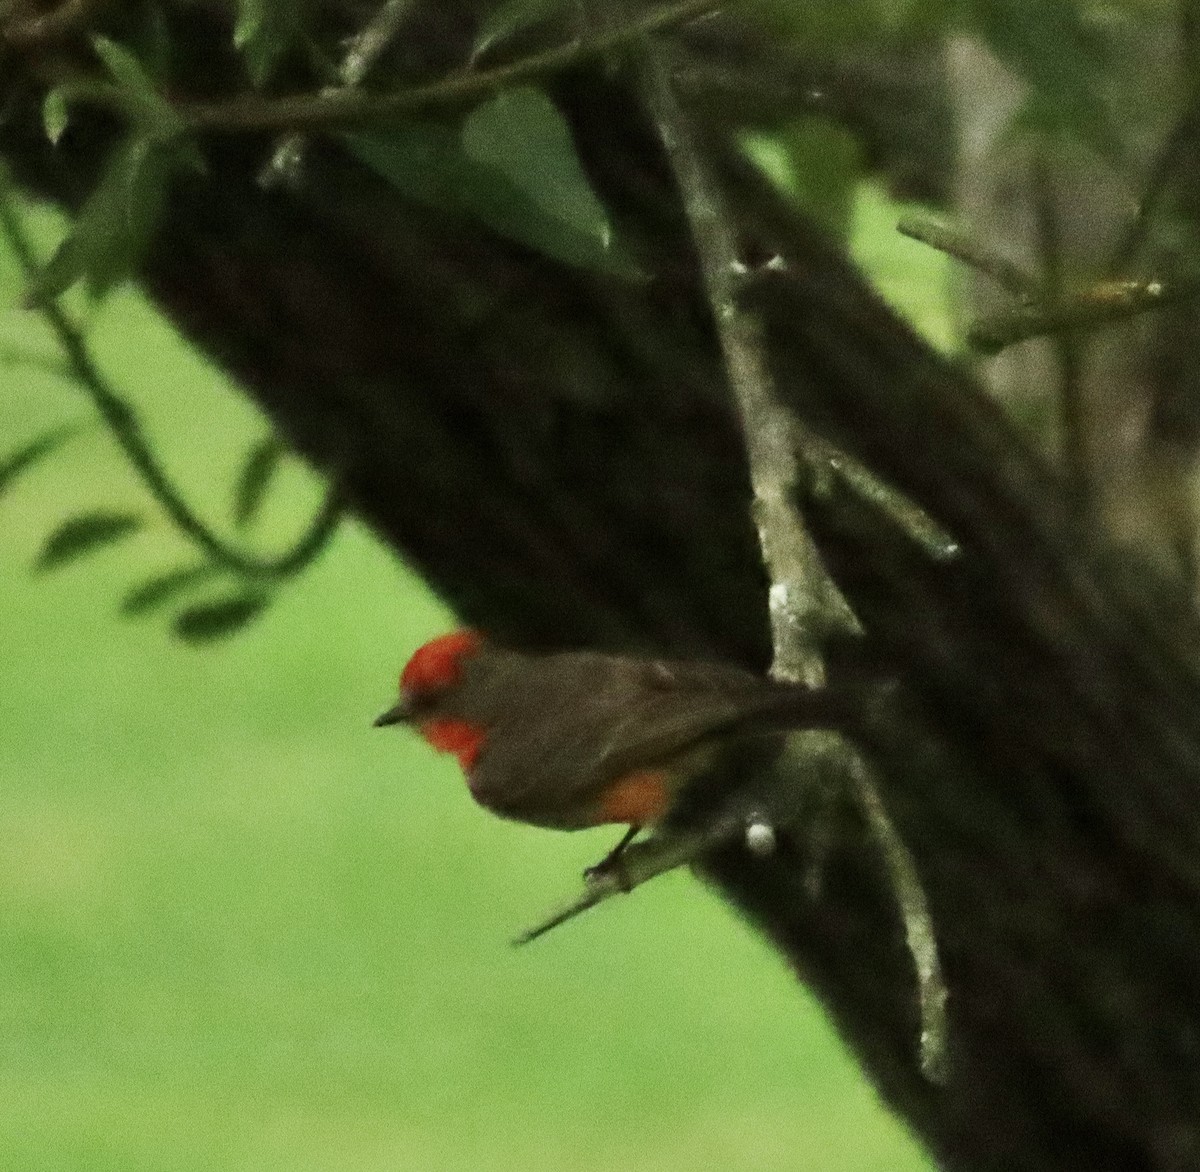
[463, 651, 808, 829]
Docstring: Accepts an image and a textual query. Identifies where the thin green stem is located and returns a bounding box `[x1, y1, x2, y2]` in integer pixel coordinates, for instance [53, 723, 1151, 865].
[0, 178, 341, 580]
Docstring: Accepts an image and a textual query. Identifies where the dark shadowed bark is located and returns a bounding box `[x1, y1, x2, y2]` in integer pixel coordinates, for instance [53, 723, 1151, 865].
[5, 4, 1200, 1168]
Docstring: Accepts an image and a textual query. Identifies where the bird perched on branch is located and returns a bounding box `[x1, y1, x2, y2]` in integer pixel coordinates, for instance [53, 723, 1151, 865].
[375, 631, 860, 858]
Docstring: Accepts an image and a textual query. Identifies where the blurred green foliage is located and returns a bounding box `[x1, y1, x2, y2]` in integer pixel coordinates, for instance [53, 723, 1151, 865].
[31, 0, 1146, 306]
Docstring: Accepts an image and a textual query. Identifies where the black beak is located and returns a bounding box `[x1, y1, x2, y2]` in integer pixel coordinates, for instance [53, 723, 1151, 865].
[373, 697, 413, 728]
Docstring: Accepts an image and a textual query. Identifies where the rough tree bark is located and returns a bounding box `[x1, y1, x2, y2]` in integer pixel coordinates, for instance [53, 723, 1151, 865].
[4, 4, 1200, 1169]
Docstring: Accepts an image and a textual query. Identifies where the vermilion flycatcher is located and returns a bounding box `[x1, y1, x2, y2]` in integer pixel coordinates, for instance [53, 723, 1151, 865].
[375, 631, 856, 841]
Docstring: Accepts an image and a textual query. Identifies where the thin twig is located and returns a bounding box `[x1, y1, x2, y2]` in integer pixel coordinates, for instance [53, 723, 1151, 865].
[622, 5, 948, 1082]
[798, 427, 960, 563]
[514, 818, 741, 944]
[630, 11, 854, 688]
[261, 0, 423, 188]
[1109, 114, 1200, 276]
[0, 176, 342, 579]
[968, 276, 1197, 355]
[897, 214, 1040, 302]
[899, 206, 1200, 358]
[66, 0, 718, 136]
[1033, 148, 1090, 504]
[849, 756, 949, 1084]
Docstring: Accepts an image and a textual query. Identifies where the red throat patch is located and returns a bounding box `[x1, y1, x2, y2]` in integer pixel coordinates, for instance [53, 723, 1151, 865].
[400, 630, 482, 696]
[419, 717, 486, 772]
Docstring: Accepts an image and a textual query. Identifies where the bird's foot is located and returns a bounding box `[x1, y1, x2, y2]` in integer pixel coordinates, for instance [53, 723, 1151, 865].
[583, 826, 640, 892]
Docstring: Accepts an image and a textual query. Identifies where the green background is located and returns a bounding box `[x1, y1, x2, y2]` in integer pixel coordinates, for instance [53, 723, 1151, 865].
[0, 189, 940, 1170]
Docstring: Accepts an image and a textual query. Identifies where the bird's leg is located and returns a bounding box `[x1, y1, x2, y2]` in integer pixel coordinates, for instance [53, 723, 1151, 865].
[584, 825, 641, 891]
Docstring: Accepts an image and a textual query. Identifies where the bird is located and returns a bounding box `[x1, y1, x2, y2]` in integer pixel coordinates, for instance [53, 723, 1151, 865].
[374, 631, 861, 864]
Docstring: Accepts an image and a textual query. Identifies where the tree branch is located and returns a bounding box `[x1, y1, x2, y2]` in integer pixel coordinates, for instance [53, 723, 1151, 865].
[968, 276, 1198, 354]
[628, 10, 851, 687]
[622, 6, 948, 1081]
[900, 213, 1200, 359]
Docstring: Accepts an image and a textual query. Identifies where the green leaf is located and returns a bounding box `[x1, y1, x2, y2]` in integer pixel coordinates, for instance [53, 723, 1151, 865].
[92, 35, 157, 90]
[174, 592, 269, 643]
[233, 435, 284, 526]
[136, 2, 174, 79]
[42, 89, 70, 145]
[0, 424, 79, 499]
[461, 88, 616, 255]
[967, 0, 1117, 158]
[91, 35, 185, 141]
[345, 96, 641, 278]
[36, 511, 141, 572]
[26, 136, 171, 304]
[472, 0, 569, 62]
[345, 123, 481, 209]
[120, 563, 221, 616]
[234, 0, 303, 87]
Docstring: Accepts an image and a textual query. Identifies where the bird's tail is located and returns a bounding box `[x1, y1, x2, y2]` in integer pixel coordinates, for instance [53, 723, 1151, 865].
[734, 675, 890, 735]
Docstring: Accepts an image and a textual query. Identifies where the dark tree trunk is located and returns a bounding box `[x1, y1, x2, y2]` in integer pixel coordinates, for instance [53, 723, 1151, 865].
[5, 5, 1200, 1169]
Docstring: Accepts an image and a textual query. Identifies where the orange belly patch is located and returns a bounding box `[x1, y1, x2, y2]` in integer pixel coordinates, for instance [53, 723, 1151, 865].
[597, 769, 671, 826]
